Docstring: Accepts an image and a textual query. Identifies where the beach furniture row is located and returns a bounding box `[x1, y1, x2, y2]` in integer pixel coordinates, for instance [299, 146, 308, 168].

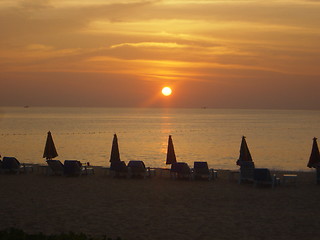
[234, 136, 319, 187]
[0, 156, 315, 187]
[0, 157, 94, 177]
[107, 160, 217, 180]
[1, 132, 320, 186]
[106, 133, 217, 180]
[0, 157, 217, 181]
[46, 160, 94, 176]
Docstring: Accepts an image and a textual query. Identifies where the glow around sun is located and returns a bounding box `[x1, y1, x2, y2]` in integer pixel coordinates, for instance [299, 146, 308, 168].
[162, 87, 172, 96]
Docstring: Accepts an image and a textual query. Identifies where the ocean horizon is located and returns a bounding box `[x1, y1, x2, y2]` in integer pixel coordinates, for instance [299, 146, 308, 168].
[1, 106, 319, 171]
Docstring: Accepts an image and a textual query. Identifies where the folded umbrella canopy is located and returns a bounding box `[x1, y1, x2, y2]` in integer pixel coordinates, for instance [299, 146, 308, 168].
[43, 131, 58, 160]
[307, 137, 320, 168]
[236, 136, 253, 166]
[166, 135, 177, 165]
[110, 134, 121, 163]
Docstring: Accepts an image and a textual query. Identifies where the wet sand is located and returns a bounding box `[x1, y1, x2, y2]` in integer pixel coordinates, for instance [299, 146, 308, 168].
[0, 167, 320, 240]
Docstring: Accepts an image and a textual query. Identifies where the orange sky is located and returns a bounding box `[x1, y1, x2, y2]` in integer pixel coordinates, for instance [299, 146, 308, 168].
[0, 0, 320, 109]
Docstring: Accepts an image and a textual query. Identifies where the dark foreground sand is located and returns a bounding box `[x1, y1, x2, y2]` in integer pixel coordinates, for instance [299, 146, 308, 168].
[1, 168, 320, 240]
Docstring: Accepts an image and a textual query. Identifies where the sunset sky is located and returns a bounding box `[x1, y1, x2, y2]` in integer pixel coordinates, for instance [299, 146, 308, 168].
[1, 0, 319, 109]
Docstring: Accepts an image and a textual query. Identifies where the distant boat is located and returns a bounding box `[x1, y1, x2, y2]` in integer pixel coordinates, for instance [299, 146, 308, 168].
[23, 105, 29, 108]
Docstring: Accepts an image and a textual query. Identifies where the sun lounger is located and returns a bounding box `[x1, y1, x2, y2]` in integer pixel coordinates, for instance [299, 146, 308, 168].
[1, 157, 33, 174]
[1, 157, 20, 174]
[109, 161, 128, 178]
[63, 160, 82, 176]
[253, 168, 278, 188]
[46, 160, 93, 176]
[63, 160, 94, 176]
[170, 162, 192, 180]
[193, 161, 214, 180]
[238, 161, 255, 184]
[127, 160, 148, 178]
[64, 160, 81, 176]
[46, 160, 65, 175]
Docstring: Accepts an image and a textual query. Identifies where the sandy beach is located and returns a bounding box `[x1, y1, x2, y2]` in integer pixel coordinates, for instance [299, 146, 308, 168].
[1, 167, 320, 240]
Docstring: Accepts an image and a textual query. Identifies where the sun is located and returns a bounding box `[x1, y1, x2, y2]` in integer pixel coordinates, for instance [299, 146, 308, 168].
[162, 87, 172, 96]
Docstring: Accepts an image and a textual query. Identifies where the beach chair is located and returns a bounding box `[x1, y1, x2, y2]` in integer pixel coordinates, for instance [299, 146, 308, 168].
[238, 161, 255, 184]
[193, 161, 214, 181]
[127, 160, 147, 178]
[1, 157, 33, 174]
[46, 160, 65, 176]
[253, 168, 278, 188]
[64, 160, 86, 177]
[170, 162, 192, 180]
[109, 161, 128, 178]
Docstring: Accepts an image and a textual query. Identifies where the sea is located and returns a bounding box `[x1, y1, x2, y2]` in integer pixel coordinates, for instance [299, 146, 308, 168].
[0, 107, 319, 171]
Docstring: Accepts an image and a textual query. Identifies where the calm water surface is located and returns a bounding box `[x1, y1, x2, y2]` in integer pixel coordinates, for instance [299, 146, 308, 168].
[0, 107, 319, 171]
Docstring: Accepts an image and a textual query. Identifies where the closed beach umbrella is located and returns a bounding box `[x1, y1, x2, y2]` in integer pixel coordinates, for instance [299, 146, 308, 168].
[236, 136, 253, 166]
[43, 131, 58, 160]
[166, 135, 177, 165]
[110, 134, 121, 163]
[307, 137, 320, 168]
